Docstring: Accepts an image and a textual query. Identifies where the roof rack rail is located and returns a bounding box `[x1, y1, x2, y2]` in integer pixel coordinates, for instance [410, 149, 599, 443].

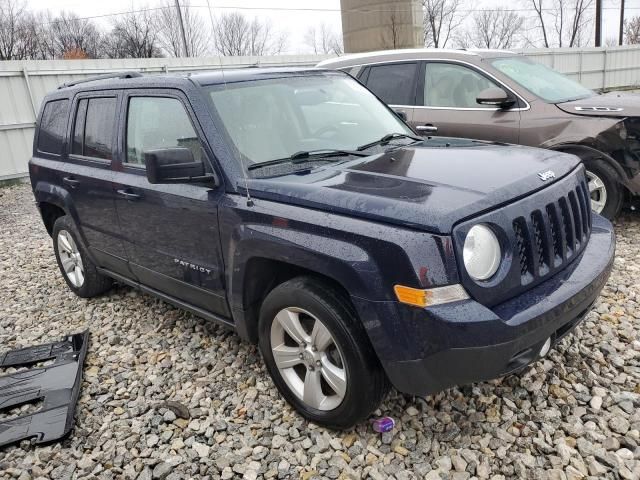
[59, 71, 143, 89]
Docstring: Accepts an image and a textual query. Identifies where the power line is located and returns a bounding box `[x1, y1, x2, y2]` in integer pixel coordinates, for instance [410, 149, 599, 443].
[34, 3, 640, 27]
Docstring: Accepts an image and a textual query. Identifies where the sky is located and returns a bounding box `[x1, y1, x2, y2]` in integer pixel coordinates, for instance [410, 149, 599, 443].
[25, 0, 640, 53]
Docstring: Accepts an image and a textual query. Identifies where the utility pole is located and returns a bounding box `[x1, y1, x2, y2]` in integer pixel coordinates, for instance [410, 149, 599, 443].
[595, 0, 602, 46]
[174, 0, 189, 57]
[619, 0, 626, 45]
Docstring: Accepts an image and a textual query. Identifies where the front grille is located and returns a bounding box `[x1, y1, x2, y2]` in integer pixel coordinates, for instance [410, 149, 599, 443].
[512, 178, 592, 284]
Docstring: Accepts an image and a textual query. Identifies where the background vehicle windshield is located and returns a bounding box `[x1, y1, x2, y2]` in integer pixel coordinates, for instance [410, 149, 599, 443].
[491, 56, 594, 103]
[205, 74, 413, 166]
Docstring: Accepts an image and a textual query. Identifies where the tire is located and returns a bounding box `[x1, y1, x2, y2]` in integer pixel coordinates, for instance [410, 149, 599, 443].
[582, 158, 623, 220]
[52, 215, 112, 298]
[258, 276, 389, 429]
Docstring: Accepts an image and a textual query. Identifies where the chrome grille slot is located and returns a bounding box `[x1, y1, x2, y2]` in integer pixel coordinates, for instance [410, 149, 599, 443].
[513, 217, 532, 282]
[546, 204, 563, 265]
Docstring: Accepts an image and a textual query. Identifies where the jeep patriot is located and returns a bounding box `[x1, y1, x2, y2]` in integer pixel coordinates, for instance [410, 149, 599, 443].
[29, 69, 615, 428]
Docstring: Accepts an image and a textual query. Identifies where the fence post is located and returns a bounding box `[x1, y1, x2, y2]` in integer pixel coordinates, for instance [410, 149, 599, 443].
[22, 67, 38, 119]
[602, 49, 608, 91]
[578, 50, 583, 83]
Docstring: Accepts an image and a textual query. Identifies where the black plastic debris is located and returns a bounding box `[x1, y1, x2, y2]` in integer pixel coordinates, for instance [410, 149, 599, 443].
[0, 331, 89, 448]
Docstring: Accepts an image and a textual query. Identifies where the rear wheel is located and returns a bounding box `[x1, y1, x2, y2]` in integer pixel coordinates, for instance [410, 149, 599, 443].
[52, 216, 112, 298]
[582, 158, 623, 220]
[258, 276, 389, 429]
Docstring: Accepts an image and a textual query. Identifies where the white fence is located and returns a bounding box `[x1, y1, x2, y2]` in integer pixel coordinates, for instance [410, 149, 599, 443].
[2, 46, 640, 181]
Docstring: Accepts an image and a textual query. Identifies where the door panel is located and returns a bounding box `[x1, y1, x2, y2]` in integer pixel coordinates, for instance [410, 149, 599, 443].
[412, 62, 521, 144]
[112, 92, 229, 317]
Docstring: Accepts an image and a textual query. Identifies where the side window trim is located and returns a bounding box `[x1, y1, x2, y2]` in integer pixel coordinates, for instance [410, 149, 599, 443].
[121, 90, 213, 173]
[421, 60, 526, 111]
[68, 92, 119, 164]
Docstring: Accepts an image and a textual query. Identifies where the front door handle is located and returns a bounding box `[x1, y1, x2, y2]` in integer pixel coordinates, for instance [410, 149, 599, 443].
[416, 124, 438, 133]
[116, 189, 142, 201]
[62, 176, 80, 189]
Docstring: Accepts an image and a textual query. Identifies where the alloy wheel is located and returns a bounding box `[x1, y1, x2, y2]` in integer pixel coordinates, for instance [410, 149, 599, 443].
[586, 170, 607, 214]
[270, 307, 347, 411]
[57, 230, 85, 288]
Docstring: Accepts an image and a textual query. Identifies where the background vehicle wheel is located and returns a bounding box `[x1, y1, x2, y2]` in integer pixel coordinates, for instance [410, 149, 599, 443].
[582, 158, 623, 220]
[52, 216, 112, 298]
[258, 276, 389, 429]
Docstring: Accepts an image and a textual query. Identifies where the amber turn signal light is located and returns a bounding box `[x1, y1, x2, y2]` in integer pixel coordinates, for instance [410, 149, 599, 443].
[394, 284, 469, 308]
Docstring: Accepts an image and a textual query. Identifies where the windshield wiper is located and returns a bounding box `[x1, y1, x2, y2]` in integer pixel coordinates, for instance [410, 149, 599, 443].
[356, 132, 423, 151]
[247, 149, 369, 171]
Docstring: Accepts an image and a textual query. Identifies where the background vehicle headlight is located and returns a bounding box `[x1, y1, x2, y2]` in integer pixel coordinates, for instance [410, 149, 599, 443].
[463, 224, 501, 280]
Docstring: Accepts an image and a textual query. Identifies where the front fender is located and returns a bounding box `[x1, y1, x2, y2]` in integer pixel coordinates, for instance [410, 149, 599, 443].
[218, 195, 459, 342]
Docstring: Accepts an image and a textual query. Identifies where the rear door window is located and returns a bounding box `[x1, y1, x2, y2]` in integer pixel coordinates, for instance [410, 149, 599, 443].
[37, 99, 70, 155]
[71, 96, 117, 160]
[363, 63, 418, 106]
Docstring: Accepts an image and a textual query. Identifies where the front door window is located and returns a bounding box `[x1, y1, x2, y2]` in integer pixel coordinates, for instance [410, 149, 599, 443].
[424, 63, 500, 109]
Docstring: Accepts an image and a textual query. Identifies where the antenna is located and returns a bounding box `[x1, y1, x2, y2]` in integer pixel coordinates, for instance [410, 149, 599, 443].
[209, 2, 254, 207]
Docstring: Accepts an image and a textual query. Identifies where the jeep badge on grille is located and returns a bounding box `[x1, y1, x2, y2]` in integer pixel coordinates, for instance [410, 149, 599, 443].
[538, 170, 556, 181]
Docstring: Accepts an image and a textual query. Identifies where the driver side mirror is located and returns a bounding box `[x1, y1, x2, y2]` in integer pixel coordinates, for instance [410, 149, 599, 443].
[145, 148, 216, 185]
[476, 87, 516, 109]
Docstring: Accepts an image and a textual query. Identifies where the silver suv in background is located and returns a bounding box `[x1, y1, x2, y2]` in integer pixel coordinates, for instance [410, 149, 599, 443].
[318, 49, 640, 219]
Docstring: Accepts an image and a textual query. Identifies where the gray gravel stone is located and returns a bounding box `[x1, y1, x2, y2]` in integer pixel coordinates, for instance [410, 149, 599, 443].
[0, 185, 639, 480]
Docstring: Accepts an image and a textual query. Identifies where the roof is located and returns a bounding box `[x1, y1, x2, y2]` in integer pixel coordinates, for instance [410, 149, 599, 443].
[316, 48, 518, 69]
[55, 67, 341, 93]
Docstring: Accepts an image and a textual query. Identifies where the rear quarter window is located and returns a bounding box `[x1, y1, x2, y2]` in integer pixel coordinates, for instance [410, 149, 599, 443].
[37, 99, 70, 155]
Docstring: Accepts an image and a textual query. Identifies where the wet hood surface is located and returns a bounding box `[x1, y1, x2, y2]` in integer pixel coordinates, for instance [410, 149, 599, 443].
[556, 91, 640, 117]
[245, 138, 581, 234]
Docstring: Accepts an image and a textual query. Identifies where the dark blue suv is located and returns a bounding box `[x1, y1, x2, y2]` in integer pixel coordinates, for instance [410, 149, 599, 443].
[29, 69, 615, 429]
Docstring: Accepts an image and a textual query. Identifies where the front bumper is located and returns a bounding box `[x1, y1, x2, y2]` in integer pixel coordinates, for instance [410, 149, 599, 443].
[352, 214, 615, 396]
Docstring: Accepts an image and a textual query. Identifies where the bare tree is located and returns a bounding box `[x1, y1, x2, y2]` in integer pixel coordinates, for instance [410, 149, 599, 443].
[212, 12, 286, 56]
[460, 8, 524, 49]
[304, 23, 343, 55]
[422, 0, 462, 48]
[39, 11, 103, 59]
[527, 0, 593, 47]
[0, 0, 42, 59]
[104, 9, 162, 58]
[154, 0, 209, 57]
[625, 16, 640, 44]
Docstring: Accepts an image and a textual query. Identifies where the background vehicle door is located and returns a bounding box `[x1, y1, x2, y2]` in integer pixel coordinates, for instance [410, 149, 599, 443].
[112, 91, 229, 317]
[358, 62, 419, 123]
[413, 62, 521, 143]
[59, 93, 130, 276]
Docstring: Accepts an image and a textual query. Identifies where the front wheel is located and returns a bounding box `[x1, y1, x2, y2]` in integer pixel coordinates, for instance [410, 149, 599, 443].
[583, 158, 623, 220]
[258, 277, 389, 429]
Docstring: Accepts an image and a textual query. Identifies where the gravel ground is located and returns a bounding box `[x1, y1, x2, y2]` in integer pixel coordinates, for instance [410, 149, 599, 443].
[0, 183, 639, 480]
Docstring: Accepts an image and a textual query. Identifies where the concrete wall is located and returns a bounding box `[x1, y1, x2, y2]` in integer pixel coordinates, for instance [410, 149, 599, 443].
[340, 0, 423, 53]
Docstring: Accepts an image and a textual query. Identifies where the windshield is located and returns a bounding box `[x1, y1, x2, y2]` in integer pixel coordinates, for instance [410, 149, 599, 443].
[490, 56, 594, 103]
[204, 74, 414, 168]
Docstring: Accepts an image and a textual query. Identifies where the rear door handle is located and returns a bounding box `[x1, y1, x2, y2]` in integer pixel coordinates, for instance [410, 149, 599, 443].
[116, 189, 142, 201]
[62, 176, 80, 189]
[416, 124, 438, 133]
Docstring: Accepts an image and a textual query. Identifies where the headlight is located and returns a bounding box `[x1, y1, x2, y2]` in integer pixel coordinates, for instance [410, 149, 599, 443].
[463, 224, 501, 280]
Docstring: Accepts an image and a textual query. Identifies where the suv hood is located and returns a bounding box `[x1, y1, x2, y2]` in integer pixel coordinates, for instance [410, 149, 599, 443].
[556, 91, 640, 117]
[244, 139, 580, 234]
